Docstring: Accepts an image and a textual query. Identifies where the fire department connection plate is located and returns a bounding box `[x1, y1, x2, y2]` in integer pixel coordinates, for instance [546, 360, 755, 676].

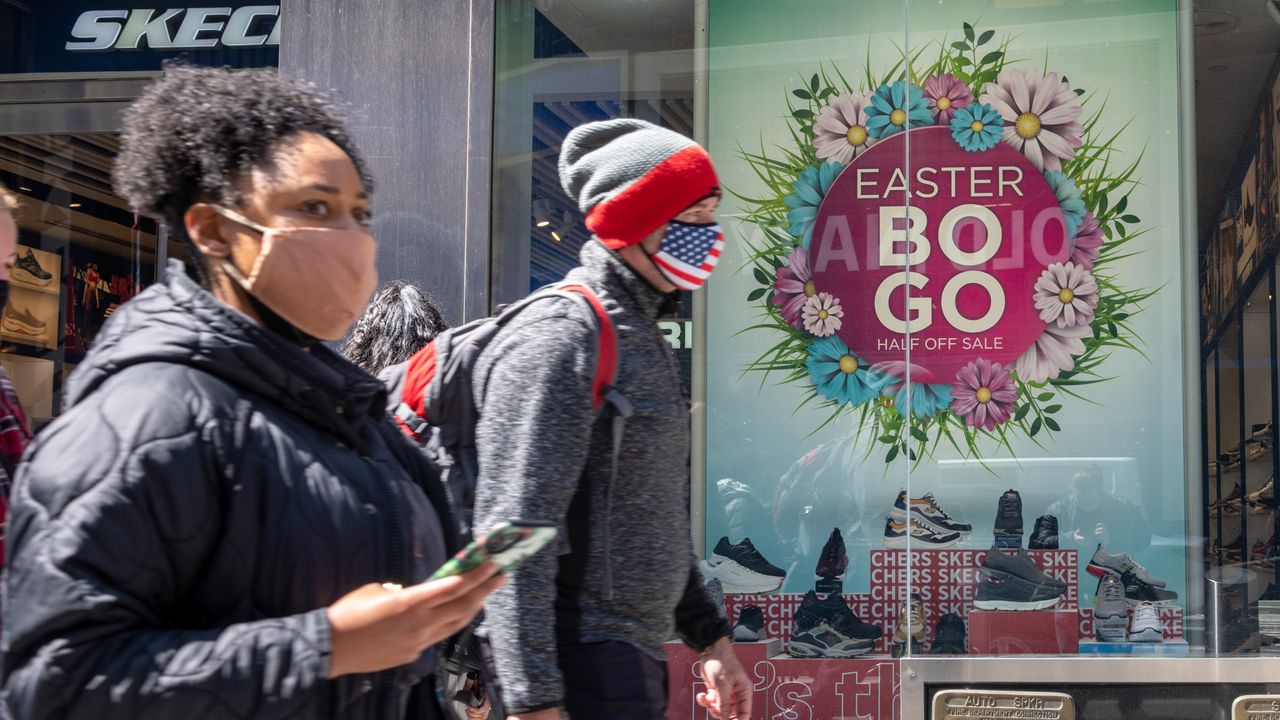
[1234, 695, 1280, 720]
[932, 689, 1075, 720]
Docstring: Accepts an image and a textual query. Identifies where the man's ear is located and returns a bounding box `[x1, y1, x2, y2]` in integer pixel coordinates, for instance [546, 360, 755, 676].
[185, 203, 230, 259]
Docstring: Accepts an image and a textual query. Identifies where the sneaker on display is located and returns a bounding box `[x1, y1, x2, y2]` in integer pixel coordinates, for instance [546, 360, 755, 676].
[1248, 477, 1275, 501]
[1210, 501, 1241, 518]
[1, 305, 45, 336]
[891, 490, 973, 535]
[788, 618, 874, 658]
[1252, 422, 1273, 441]
[1254, 535, 1274, 558]
[973, 546, 1066, 611]
[732, 606, 765, 642]
[883, 515, 963, 549]
[13, 248, 52, 287]
[1129, 601, 1164, 642]
[1221, 480, 1245, 503]
[815, 527, 848, 581]
[993, 489, 1024, 537]
[1120, 570, 1179, 607]
[890, 594, 926, 652]
[813, 592, 882, 643]
[928, 613, 968, 654]
[1086, 544, 1167, 587]
[704, 576, 725, 611]
[700, 537, 786, 594]
[1094, 575, 1128, 642]
[1247, 441, 1267, 463]
[1028, 515, 1059, 550]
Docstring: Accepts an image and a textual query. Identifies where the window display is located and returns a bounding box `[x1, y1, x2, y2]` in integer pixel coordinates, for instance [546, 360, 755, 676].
[0, 136, 159, 427]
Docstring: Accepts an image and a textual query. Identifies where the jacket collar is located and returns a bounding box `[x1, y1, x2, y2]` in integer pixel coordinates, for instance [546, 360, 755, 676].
[570, 239, 671, 319]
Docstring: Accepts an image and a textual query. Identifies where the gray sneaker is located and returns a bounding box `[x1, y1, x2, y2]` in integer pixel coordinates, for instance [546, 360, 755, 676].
[1094, 575, 1128, 641]
[1087, 544, 1166, 587]
[2, 305, 45, 335]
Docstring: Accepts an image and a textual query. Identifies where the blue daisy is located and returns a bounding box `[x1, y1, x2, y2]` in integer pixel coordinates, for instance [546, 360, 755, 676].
[949, 102, 1004, 152]
[785, 161, 844, 250]
[1044, 170, 1088, 238]
[806, 335, 884, 408]
[865, 81, 933, 139]
[887, 381, 954, 419]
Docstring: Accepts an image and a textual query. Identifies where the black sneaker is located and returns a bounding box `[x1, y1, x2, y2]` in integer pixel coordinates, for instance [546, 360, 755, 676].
[815, 527, 848, 581]
[700, 537, 786, 593]
[733, 606, 765, 642]
[815, 593, 882, 641]
[13, 248, 52, 287]
[1028, 515, 1059, 549]
[993, 489, 1023, 546]
[1120, 569, 1179, 606]
[929, 613, 968, 654]
[789, 618, 874, 658]
[974, 546, 1066, 610]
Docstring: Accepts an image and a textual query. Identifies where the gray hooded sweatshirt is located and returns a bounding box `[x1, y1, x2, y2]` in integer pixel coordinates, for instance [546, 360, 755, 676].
[472, 240, 729, 713]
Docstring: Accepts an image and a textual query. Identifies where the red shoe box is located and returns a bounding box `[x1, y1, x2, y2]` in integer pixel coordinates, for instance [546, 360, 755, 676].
[968, 609, 1080, 654]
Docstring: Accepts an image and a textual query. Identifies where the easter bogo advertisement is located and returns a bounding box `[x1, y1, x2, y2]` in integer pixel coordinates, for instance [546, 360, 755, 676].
[701, 0, 1186, 623]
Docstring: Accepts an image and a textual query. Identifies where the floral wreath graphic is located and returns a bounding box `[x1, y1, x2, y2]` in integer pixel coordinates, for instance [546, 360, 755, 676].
[739, 23, 1155, 464]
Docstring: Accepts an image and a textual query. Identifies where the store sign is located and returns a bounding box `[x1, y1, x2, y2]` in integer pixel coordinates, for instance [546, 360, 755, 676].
[933, 690, 1074, 720]
[0, 2, 279, 74]
[66, 6, 280, 51]
[1234, 695, 1280, 720]
[810, 126, 1067, 379]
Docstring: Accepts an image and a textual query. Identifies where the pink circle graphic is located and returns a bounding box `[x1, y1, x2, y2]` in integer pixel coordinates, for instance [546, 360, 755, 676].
[808, 126, 1069, 382]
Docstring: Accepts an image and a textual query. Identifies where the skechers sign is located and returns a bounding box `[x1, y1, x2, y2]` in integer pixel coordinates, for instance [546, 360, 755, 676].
[66, 6, 280, 51]
[0, 3, 279, 74]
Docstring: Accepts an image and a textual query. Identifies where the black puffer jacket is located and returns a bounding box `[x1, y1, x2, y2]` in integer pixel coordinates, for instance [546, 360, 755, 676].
[2, 261, 458, 719]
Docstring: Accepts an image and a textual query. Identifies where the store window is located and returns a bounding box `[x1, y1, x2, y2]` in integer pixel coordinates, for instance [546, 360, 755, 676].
[491, 0, 698, 386]
[496, 0, 1278, 716]
[0, 3, 281, 428]
[0, 138, 159, 429]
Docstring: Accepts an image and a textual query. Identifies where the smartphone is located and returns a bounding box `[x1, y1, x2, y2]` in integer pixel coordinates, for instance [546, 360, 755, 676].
[429, 521, 558, 581]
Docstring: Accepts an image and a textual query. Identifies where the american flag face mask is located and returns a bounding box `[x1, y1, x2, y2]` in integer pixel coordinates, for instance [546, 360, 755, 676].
[649, 221, 725, 291]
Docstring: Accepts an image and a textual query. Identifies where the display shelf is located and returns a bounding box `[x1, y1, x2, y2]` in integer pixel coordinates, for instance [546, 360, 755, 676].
[9, 278, 58, 297]
[1, 331, 53, 349]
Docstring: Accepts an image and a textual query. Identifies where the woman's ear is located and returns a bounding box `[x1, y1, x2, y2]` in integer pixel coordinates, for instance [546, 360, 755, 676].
[185, 203, 230, 259]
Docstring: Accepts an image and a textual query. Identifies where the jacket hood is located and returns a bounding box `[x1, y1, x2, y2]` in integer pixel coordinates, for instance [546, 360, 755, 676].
[67, 260, 388, 448]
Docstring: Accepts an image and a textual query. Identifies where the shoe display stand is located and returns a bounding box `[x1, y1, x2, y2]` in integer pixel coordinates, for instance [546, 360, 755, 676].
[3, 245, 60, 350]
[0, 242, 67, 427]
[1203, 249, 1280, 645]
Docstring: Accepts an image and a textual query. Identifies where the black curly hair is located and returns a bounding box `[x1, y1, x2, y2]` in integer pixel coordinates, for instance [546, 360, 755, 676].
[112, 62, 372, 283]
[342, 282, 448, 374]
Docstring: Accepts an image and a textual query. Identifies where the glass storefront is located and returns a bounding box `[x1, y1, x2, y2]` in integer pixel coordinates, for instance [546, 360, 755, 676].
[8, 0, 1280, 716]
[492, 0, 1280, 716]
[0, 3, 279, 427]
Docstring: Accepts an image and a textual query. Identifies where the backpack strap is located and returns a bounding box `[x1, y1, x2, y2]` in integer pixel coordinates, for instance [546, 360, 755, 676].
[548, 283, 633, 600]
[552, 283, 618, 410]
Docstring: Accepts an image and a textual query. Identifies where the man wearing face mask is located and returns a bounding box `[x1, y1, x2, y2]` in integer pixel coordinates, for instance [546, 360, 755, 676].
[473, 119, 752, 720]
[0, 184, 34, 569]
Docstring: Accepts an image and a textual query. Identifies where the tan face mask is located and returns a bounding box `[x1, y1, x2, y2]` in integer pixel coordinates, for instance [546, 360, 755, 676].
[213, 206, 378, 341]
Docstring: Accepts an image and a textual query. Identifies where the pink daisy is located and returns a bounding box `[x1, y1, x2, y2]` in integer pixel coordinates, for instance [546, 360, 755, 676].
[1033, 262, 1099, 329]
[1070, 213, 1104, 270]
[773, 247, 815, 327]
[950, 358, 1017, 430]
[979, 68, 1084, 171]
[812, 93, 878, 164]
[1013, 323, 1091, 384]
[923, 74, 973, 125]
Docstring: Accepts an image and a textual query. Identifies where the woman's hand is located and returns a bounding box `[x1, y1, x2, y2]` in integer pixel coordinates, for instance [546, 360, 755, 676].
[465, 696, 491, 720]
[326, 563, 504, 678]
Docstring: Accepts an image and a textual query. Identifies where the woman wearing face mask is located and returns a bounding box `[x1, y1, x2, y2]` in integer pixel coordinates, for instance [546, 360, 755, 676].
[1, 65, 502, 720]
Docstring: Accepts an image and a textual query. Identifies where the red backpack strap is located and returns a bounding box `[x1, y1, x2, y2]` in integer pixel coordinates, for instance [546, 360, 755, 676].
[556, 284, 617, 410]
[395, 340, 437, 439]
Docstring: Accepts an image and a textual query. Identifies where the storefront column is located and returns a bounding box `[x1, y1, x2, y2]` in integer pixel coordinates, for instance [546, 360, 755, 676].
[279, 0, 495, 324]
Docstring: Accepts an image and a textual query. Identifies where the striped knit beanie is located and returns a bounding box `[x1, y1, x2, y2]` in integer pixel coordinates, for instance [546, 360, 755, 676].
[559, 119, 719, 250]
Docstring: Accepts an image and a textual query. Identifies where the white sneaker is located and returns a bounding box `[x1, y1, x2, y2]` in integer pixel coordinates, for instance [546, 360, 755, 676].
[1129, 601, 1163, 642]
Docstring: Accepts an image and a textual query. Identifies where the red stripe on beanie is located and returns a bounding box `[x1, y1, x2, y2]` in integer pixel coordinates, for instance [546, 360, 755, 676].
[586, 145, 719, 249]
